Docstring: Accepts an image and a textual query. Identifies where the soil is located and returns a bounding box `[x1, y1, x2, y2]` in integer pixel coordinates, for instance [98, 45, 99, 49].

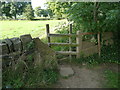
[53, 63, 119, 88]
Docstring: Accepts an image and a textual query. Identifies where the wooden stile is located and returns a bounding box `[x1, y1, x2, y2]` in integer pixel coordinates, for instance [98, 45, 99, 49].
[46, 24, 101, 59]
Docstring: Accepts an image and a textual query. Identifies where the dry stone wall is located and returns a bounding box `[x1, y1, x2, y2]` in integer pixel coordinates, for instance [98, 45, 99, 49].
[0, 34, 57, 70]
[0, 34, 33, 68]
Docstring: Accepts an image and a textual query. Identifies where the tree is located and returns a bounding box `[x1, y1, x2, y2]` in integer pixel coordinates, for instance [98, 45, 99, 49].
[67, 2, 119, 32]
[47, 9, 53, 18]
[47, 2, 72, 19]
[23, 4, 34, 20]
[35, 6, 53, 17]
[35, 6, 41, 17]
[1, 1, 30, 19]
[1, 2, 12, 18]
[10, 2, 17, 19]
[40, 9, 48, 17]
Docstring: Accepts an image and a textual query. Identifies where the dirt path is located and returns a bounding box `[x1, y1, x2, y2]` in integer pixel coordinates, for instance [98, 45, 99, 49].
[53, 63, 118, 88]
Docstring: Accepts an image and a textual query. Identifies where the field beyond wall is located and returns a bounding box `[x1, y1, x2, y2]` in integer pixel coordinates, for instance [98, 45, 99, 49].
[0, 19, 67, 39]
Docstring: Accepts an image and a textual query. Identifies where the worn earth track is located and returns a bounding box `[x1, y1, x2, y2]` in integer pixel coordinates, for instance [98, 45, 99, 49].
[53, 63, 118, 88]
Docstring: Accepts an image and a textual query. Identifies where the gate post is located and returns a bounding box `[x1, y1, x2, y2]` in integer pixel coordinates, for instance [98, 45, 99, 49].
[69, 24, 72, 59]
[97, 32, 101, 57]
[76, 31, 82, 58]
[46, 24, 51, 47]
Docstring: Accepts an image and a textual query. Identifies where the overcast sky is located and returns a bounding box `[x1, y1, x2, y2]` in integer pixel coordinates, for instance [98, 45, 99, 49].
[31, 0, 47, 9]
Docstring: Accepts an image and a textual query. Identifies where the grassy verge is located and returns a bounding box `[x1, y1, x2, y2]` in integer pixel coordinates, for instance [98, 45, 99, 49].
[3, 66, 59, 88]
[104, 70, 119, 88]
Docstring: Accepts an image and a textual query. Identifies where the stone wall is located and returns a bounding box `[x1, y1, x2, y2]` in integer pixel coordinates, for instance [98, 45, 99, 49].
[0, 34, 33, 68]
[0, 34, 57, 70]
[102, 32, 114, 45]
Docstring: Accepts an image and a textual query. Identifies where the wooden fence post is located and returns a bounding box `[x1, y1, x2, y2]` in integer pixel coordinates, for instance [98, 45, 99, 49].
[69, 24, 72, 59]
[97, 32, 101, 57]
[46, 24, 51, 47]
[76, 31, 82, 58]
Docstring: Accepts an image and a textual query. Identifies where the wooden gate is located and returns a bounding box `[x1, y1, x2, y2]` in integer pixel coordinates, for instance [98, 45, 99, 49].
[46, 24, 101, 59]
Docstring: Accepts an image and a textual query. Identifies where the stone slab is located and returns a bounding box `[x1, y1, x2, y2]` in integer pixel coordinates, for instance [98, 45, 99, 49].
[11, 38, 22, 51]
[20, 34, 32, 50]
[33, 38, 57, 69]
[60, 66, 74, 77]
[0, 43, 9, 55]
[3, 39, 13, 52]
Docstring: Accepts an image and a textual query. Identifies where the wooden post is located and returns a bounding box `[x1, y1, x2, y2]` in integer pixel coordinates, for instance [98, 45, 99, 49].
[76, 31, 82, 58]
[46, 24, 51, 47]
[97, 32, 101, 57]
[69, 24, 72, 59]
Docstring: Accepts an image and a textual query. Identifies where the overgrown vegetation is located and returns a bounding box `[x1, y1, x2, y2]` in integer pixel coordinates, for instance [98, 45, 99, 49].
[104, 70, 119, 88]
[67, 2, 119, 33]
[68, 44, 120, 66]
[3, 65, 59, 88]
[2, 41, 59, 88]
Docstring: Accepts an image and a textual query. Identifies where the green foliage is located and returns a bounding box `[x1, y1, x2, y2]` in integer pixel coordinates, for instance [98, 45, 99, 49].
[3, 55, 58, 88]
[104, 70, 119, 88]
[67, 2, 119, 32]
[51, 22, 70, 51]
[26, 41, 35, 50]
[1, 2, 12, 18]
[47, 2, 73, 19]
[3, 65, 58, 88]
[34, 6, 42, 17]
[1, 2, 30, 19]
[40, 9, 48, 17]
[34, 6, 54, 18]
[23, 4, 34, 20]
[24, 66, 58, 88]
[9, 2, 17, 19]
[71, 44, 120, 66]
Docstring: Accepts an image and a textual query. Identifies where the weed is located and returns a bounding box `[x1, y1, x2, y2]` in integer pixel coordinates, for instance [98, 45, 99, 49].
[103, 70, 119, 88]
[3, 64, 59, 88]
[26, 41, 35, 50]
[68, 44, 120, 67]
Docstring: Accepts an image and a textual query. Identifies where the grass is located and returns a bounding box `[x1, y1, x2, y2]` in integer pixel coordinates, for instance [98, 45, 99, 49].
[2, 40, 59, 88]
[0, 19, 67, 39]
[104, 70, 119, 88]
[67, 44, 120, 66]
[3, 65, 59, 88]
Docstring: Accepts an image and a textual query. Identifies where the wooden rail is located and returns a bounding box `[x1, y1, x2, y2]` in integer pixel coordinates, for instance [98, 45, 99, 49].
[46, 24, 101, 59]
[48, 34, 77, 37]
[48, 43, 78, 46]
[56, 51, 77, 55]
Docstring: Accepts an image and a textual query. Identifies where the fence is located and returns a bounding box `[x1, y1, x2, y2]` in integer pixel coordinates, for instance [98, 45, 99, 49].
[46, 24, 101, 59]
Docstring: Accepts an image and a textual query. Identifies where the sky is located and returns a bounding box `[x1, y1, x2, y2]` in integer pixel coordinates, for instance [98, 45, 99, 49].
[31, 0, 47, 9]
